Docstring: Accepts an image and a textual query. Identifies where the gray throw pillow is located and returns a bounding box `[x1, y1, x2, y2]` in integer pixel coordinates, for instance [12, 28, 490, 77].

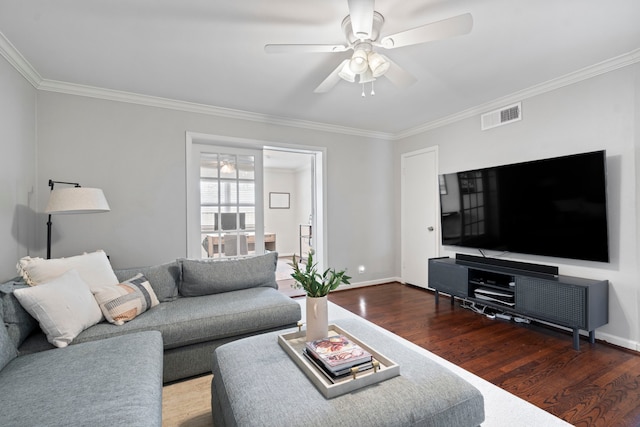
[0, 280, 38, 348]
[114, 261, 180, 302]
[0, 304, 18, 370]
[179, 252, 278, 297]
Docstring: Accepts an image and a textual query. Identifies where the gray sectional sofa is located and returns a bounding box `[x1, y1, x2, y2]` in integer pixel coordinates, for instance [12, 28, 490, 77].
[0, 252, 301, 426]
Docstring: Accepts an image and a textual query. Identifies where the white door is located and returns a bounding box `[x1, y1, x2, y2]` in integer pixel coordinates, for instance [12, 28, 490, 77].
[401, 147, 439, 288]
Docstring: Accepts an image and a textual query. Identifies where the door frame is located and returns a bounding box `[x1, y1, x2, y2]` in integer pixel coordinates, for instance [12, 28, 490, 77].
[185, 132, 326, 268]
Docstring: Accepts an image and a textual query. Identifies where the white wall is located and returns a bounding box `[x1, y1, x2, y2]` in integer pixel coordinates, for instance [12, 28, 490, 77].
[34, 91, 396, 285]
[0, 57, 37, 279]
[395, 63, 640, 350]
[264, 168, 298, 255]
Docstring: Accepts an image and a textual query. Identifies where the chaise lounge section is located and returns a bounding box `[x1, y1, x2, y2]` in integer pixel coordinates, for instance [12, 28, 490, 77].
[0, 329, 164, 426]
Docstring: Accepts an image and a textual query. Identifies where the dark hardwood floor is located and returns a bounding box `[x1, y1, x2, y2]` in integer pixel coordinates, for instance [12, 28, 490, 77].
[328, 283, 640, 427]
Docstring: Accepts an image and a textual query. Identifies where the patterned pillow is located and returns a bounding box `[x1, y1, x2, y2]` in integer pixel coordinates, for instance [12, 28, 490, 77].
[93, 274, 159, 325]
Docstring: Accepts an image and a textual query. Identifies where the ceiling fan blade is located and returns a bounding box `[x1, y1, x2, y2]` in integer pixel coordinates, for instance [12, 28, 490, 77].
[347, 0, 375, 39]
[265, 44, 349, 54]
[314, 59, 349, 93]
[379, 13, 473, 49]
[380, 55, 417, 88]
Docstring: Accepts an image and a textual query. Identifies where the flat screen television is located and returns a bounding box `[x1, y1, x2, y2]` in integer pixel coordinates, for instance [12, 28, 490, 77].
[439, 150, 609, 263]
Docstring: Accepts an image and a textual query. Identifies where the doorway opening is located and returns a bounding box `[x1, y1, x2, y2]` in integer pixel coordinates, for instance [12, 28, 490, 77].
[264, 147, 323, 297]
[185, 133, 324, 298]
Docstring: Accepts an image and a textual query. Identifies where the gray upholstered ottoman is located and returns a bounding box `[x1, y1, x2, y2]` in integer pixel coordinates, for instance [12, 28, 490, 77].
[211, 318, 484, 427]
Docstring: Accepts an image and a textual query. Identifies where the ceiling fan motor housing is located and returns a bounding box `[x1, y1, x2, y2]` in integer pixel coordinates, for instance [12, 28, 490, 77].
[342, 11, 385, 43]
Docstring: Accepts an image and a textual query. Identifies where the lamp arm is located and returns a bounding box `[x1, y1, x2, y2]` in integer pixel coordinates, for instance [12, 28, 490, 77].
[49, 179, 81, 190]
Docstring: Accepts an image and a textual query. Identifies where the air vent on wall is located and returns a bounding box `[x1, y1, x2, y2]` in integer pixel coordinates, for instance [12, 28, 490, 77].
[481, 102, 522, 130]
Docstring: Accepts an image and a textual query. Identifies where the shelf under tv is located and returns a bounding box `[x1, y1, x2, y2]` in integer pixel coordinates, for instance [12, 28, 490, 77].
[428, 255, 609, 350]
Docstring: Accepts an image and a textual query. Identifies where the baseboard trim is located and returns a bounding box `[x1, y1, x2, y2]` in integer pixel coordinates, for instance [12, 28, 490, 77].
[335, 277, 400, 292]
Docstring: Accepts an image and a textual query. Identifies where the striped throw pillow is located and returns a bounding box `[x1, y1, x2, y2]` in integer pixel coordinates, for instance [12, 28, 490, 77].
[93, 274, 159, 325]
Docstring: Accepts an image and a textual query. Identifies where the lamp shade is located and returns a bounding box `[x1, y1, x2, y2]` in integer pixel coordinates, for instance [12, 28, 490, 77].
[368, 51, 390, 77]
[349, 49, 369, 74]
[338, 61, 357, 82]
[45, 187, 110, 214]
[358, 68, 376, 84]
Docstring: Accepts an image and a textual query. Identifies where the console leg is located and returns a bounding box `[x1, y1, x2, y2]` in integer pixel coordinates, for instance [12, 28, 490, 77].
[572, 328, 580, 351]
[451, 295, 455, 306]
[589, 330, 596, 344]
[435, 290, 439, 305]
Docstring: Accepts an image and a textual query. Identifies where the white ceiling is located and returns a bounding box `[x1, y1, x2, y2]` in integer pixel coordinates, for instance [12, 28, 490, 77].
[0, 0, 638, 136]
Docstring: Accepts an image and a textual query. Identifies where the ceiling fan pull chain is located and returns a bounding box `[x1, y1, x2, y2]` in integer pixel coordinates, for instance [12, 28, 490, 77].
[361, 83, 366, 97]
[371, 81, 375, 96]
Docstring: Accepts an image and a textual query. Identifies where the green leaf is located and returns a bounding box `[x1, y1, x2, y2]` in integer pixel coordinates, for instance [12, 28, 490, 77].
[290, 250, 351, 297]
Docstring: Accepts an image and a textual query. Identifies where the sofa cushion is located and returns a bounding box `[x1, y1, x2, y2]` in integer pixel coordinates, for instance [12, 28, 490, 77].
[14, 269, 103, 348]
[94, 273, 160, 325]
[16, 250, 118, 292]
[179, 252, 278, 297]
[114, 261, 180, 302]
[0, 279, 37, 347]
[0, 304, 18, 371]
[74, 286, 300, 350]
[0, 331, 163, 427]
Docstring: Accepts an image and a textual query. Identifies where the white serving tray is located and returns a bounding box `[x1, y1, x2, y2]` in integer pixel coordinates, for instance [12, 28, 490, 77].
[277, 323, 400, 399]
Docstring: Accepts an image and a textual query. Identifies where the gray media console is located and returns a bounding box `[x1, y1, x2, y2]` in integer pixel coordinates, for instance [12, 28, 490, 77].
[428, 256, 608, 350]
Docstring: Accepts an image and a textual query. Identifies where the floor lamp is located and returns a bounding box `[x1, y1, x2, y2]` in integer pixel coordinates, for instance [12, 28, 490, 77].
[45, 180, 111, 259]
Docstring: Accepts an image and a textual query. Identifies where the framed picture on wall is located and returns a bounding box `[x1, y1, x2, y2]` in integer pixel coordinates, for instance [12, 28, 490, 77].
[269, 192, 290, 209]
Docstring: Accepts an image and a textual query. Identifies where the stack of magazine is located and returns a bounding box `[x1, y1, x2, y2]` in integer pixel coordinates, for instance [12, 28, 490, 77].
[304, 335, 373, 381]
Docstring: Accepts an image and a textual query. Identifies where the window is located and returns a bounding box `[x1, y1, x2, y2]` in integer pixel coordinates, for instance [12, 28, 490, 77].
[200, 153, 257, 258]
[186, 139, 263, 259]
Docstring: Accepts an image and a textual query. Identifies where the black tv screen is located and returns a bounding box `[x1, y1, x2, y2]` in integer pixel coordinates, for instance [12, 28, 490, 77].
[439, 150, 609, 262]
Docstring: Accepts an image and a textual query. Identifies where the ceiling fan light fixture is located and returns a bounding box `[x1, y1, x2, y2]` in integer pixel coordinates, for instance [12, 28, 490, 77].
[368, 51, 390, 77]
[338, 61, 357, 82]
[349, 49, 369, 73]
[359, 68, 375, 84]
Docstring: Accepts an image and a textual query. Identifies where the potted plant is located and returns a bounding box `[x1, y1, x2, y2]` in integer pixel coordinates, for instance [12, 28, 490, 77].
[291, 250, 351, 341]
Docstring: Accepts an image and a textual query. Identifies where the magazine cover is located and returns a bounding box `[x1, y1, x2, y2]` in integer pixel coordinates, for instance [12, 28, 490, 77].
[305, 335, 372, 369]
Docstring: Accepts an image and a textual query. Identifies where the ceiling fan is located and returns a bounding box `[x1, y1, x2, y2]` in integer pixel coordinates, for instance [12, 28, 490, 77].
[264, 0, 473, 94]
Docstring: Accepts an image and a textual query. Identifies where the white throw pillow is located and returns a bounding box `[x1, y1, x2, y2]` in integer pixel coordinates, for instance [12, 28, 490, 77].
[16, 250, 118, 292]
[14, 269, 103, 348]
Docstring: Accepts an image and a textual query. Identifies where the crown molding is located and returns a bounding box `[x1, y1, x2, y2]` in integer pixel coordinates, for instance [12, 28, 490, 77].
[395, 48, 640, 140]
[2, 29, 637, 141]
[0, 28, 392, 140]
[36, 79, 394, 141]
[0, 30, 42, 87]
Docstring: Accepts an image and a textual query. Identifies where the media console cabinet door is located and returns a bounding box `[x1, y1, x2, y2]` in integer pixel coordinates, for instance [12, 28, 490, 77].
[428, 259, 468, 297]
[515, 277, 587, 328]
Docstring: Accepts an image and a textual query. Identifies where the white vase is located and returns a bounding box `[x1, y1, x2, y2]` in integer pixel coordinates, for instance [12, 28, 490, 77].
[306, 295, 328, 342]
